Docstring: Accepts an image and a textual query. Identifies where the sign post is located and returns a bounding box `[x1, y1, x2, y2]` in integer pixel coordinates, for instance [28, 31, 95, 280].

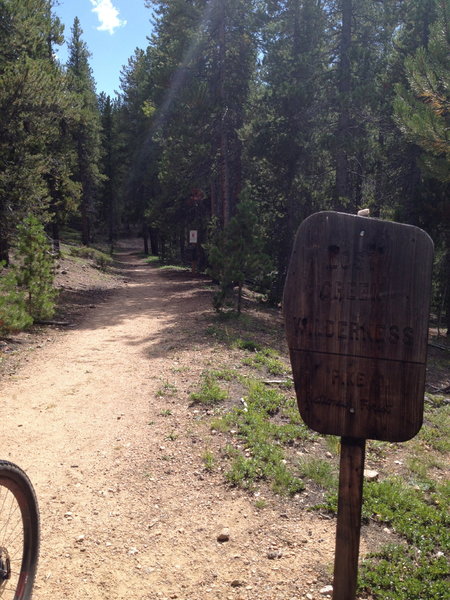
[283, 212, 433, 600]
[189, 230, 198, 274]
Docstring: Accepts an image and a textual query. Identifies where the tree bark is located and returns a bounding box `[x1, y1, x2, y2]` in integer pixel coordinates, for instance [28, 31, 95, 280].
[142, 222, 149, 255]
[218, 5, 231, 227]
[445, 230, 450, 336]
[149, 228, 159, 255]
[335, 0, 352, 210]
[0, 235, 9, 265]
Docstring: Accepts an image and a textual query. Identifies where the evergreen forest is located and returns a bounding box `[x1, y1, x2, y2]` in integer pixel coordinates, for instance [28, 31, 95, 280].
[0, 0, 449, 330]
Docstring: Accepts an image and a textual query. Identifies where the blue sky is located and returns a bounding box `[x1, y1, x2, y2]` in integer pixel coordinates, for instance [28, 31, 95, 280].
[53, 1, 154, 98]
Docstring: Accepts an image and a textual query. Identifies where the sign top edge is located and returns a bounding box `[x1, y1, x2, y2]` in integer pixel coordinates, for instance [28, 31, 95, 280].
[299, 211, 434, 247]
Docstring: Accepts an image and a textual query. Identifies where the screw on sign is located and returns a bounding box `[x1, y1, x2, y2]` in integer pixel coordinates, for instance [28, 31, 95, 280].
[283, 211, 433, 600]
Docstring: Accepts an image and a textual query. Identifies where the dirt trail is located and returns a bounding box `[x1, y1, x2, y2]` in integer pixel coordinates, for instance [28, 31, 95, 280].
[1, 242, 338, 600]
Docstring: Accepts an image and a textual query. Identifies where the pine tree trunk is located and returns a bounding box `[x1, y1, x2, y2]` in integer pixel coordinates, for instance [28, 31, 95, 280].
[0, 197, 9, 264]
[48, 178, 61, 257]
[218, 7, 231, 227]
[445, 230, 450, 336]
[210, 180, 217, 220]
[149, 228, 159, 255]
[108, 195, 115, 243]
[81, 201, 90, 246]
[335, 0, 352, 210]
[237, 281, 243, 314]
[51, 219, 60, 257]
[142, 222, 149, 255]
[0, 235, 9, 265]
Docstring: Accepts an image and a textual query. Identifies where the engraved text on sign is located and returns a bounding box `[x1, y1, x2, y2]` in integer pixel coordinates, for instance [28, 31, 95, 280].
[283, 212, 433, 442]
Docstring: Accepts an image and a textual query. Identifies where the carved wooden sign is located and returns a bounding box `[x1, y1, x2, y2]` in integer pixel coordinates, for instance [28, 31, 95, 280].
[284, 212, 434, 442]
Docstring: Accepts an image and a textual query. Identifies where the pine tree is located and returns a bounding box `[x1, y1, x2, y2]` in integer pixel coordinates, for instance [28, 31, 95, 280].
[206, 0, 257, 227]
[394, 0, 450, 182]
[393, 0, 450, 334]
[0, 264, 33, 333]
[325, 0, 403, 212]
[98, 93, 121, 243]
[208, 199, 271, 313]
[142, 0, 214, 258]
[133, 0, 257, 262]
[117, 46, 158, 253]
[14, 215, 57, 321]
[66, 17, 103, 245]
[246, 0, 329, 301]
[0, 0, 76, 261]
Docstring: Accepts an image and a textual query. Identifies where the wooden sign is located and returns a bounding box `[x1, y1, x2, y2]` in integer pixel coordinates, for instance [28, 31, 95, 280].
[284, 211, 434, 442]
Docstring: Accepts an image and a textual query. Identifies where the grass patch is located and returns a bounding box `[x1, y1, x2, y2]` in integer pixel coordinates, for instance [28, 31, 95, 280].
[325, 435, 341, 456]
[360, 543, 449, 600]
[202, 449, 216, 472]
[158, 264, 189, 272]
[363, 478, 449, 553]
[241, 347, 287, 376]
[406, 454, 444, 491]
[297, 456, 337, 491]
[190, 373, 228, 405]
[207, 368, 237, 381]
[205, 325, 232, 343]
[156, 381, 178, 397]
[145, 256, 160, 264]
[210, 417, 231, 433]
[367, 440, 390, 460]
[144, 253, 189, 270]
[68, 245, 113, 270]
[358, 478, 450, 600]
[280, 398, 305, 426]
[418, 402, 450, 452]
[214, 379, 306, 495]
[234, 338, 262, 352]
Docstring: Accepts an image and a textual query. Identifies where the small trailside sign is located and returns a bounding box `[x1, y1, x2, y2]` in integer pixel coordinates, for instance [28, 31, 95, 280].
[283, 211, 434, 442]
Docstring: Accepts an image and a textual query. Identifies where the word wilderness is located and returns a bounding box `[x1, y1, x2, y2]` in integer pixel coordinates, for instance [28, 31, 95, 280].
[284, 212, 433, 442]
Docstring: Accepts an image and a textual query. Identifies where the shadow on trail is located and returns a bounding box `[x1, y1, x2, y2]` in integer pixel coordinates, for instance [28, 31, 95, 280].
[73, 247, 218, 359]
[68, 244, 285, 360]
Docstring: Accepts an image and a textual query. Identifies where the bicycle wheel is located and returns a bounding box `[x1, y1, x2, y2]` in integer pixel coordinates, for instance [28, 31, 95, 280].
[0, 461, 39, 600]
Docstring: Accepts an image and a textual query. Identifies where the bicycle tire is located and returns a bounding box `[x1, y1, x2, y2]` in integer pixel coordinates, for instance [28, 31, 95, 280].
[0, 461, 39, 600]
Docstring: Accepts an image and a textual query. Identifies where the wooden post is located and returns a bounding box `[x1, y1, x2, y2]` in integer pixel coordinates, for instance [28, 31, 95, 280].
[189, 230, 198, 274]
[333, 437, 366, 600]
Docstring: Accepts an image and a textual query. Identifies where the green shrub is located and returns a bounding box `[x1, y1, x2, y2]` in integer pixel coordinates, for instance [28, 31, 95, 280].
[207, 200, 272, 313]
[0, 264, 33, 333]
[14, 216, 57, 321]
[298, 456, 337, 491]
[190, 374, 228, 405]
[359, 544, 449, 600]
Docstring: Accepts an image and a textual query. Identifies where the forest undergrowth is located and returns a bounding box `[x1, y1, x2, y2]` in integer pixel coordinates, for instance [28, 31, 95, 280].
[186, 287, 450, 600]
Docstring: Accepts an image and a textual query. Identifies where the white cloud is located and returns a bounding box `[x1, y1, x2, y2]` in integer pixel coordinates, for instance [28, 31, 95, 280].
[90, 0, 127, 35]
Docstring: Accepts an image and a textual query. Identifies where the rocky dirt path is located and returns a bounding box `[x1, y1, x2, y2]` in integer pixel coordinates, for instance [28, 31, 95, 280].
[1, 242, 339, 600]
